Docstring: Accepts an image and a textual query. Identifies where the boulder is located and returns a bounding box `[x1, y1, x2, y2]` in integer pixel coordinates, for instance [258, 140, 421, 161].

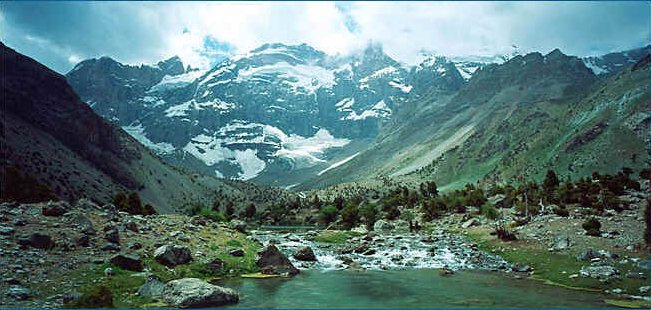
[138, 276, 165, 297]
[229, 249, 244, 257]
[7, 285, 31, 300]
[577, 249, 600, 261]
[154, 244, 192, 267]
[163, 278, 238, 308]
[110, 253, 143, 271]
[124, 221, 138, 233]
[74, 198, 99, 211]
[63, 211, 95, 234]
[229, 220, 247, 233]
[580, 264, 620, 279]
[27, 232, 54, 249]
[0, 226, 15, 235]
[205, 258, 225, 274]
[256, 244, 299, 276]
[373, 220, 394, 233]
[293, 246, 317, 261]
[101, 242, 120, 252]
[42, 201, 70, 216]
[104, 226, 120, 244]
[351, 225, 368, 235]
[550, 235, 571, 251]
[461, 218, 478, 229]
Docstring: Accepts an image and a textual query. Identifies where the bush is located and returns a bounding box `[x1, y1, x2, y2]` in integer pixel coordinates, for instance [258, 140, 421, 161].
[553, 206, 569, 217]
[114, 192, 156, 215]
[67, 284, 114, 308]
[198, 209, 227, 222]
[244, 203, 256, 218]
[320, 206, 338, 225]
[359, 202, 377, 230]
[582, 218, 601, 236]
[494, 225, 517, 241]
[481, 203, 499, 220]
[341, 203, 359, 229]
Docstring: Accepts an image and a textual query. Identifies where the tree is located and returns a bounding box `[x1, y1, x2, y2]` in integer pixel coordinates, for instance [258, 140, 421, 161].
[334, 196, 345, 210]
[212, 200, 221, 212]
[225, 201, 235, 219]
[543, 169, 560, 203]
[113, 192, 128, 211]
[360, 202, 378, 230]
[127, 192, 143, 214]
[341, 203, 359, 229]
[142, 204, 157, 215]
[244, 203, 256, 218]
[312, 195, 322, 210]
[427, 181, 439, 198]
[320, 206, 338, 225]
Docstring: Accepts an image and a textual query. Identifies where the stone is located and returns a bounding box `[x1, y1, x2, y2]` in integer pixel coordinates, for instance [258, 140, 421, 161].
[351, 225, 368, 235]
[256, 244, 299, 276]
[110, 253, 143, 271]
[4, 278, 20, 285]
[138, 276, 165, 297]
[0, 226, 15, 235]
[461, 218, 478, 229]
[577, 249, 600, 261]
[580, 264, 620, 279]
[625, 272, 647, 280]
[512, 264, 533, 272]
[75, 234, 90, 247]
[27, 232, 54, 249]
[12, 217, 26, 226]
[163, 278, 238, 308]
[63, 211, 95, 234]
[105, 226, 120, 244]
[124, 221, 139, 233]
[75, 198, 99, 210]
[154, 244, 192, 267]
[229, 220, 247, 233]
[104, 267, 115, 276]
[128, 241, 143, 250]
[293, 246, 317, 261]
[373, 220, 394, 233]
[42, 201, 70, 216]
[639, 286, 651, 294]
[7, 285, 31, 300]
[205, 258, 225, 274]
[63, 291, 82, 304]
[229, 249, 244, 257]
[101, 242, 121, 252]
[550, 235, 571, 250]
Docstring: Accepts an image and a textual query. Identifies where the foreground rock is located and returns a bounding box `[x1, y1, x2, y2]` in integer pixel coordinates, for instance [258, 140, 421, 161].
[110, 253, 143, 271]
[256, 244, 299, 276]
[580, 264, 620, 279]
[154, 244, 192, 267]
[293, 246, 317, 261]
[163, 278, 238, 308]
[229, 220, 247, 233]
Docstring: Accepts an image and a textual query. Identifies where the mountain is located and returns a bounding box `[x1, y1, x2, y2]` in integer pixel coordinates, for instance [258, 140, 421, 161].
[66, 43, 462, 187]
[582, 45, 650, 76]
[304, 48, 650, 190]
[0, 42, 290, 213]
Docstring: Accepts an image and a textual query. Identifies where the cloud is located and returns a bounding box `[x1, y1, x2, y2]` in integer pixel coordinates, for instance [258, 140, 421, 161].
[1, 1, 648, 73]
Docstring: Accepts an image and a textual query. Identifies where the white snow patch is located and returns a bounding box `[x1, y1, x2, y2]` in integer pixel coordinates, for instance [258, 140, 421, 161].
[122, 124, 175, 155]
[236, 62, 335, 94]
[583, 59, 608, 75]
[150, 70, 204, 92]
[388, 81, 413, 93]
[318, 152, 360, 176]
[343, 100, 392, 120]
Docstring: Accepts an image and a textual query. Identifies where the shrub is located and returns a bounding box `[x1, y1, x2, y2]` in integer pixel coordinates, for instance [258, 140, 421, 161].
[582, 218, 601, 236]
[198, 209, 227, 222]
[244, 203, 256, 218]
[553, 206, 569, 217]
[481, 203, 499, 220]
[320, 206, 338, 225]
[67, 284, 114, 308]
[0, 166, 57, 203]
[359, 202, 378, 230]
[341, 203, 359, 229]
[494, 225, 517, 241]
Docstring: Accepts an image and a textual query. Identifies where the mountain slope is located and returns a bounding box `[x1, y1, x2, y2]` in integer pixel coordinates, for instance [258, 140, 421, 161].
[304, 49, 649, 190]
[0, 42, 267, 213]
[67, 43, 453, 187]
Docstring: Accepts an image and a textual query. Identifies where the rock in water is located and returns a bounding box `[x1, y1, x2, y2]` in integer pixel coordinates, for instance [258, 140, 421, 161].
[163, 278, 238, 308]
[154, 244, 192, 267]
[373, 220, 394, 233]
[293, 246, 317, 261]
[256, 244, 299, 276]
[110, 253, 143, 271]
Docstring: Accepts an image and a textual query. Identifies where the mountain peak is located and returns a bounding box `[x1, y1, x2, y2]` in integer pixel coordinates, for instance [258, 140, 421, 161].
[157, 56, 185, 76]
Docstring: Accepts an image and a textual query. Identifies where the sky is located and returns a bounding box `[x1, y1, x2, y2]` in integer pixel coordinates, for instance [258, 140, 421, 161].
[1, 1, 649, 73]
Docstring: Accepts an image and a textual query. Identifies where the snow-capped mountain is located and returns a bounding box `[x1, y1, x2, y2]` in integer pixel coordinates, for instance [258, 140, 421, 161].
[582, 45, 649, 76]
[66, 43, 435, 185]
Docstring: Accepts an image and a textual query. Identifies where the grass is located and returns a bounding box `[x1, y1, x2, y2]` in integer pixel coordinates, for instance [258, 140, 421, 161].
[466, 230, 648, 295]
[604, 299, 651, 309]
[313, 230, 363, 243]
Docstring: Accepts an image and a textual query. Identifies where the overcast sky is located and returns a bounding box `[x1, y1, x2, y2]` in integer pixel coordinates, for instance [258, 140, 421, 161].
[1, 1, 649, 73]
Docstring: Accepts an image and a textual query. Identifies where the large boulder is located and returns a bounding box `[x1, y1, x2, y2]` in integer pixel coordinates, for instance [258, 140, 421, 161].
[461, 218, 478, 229]
[42, 201, 70, 216]
[110, 253, 143, 271]
[580, 264, 620, 279]
[163, 278, 238, 308]
[23, 232, 54, 249]
[256, 244, 299, 276]
[373, 220, 394, 233]
[138, 276, 165, 297]
[293, 246, 317, 261]
[63, 211, 95, 234]
[154, 244, 192, 267]
[229, 220, 247, 233]
[550, 235, 571, 251]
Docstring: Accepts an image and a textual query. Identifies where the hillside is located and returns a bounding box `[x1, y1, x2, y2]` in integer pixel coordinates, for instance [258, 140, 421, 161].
[0, 42, 291, 213]
[304, 49, 649, 190]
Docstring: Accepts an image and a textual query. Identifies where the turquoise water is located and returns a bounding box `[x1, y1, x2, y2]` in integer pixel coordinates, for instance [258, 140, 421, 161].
[219, 269, 609, 308]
